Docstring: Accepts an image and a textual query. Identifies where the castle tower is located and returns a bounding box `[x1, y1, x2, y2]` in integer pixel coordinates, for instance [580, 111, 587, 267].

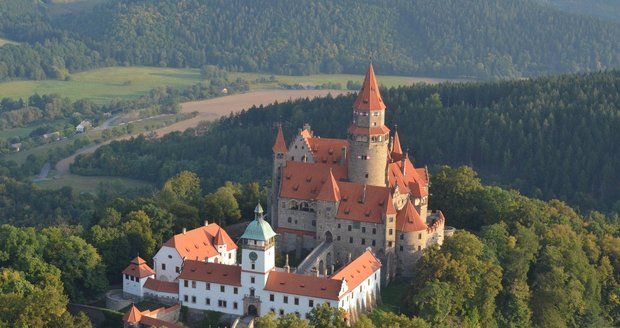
[348, 63, 390, 187]
[271, 125, 287, 227]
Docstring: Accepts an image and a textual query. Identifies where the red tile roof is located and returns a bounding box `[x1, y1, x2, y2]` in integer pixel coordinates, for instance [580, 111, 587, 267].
[280, 161, 347, 200]
[122, 256, 155, 278]
[163, 223, 237, 260]
[139, 316, 184, 328]
[396, 200, 427, 232]
[336, 182, 394, 224]
[332, 250, 381, 294]
[272, 125, 287, 154]
[353, 63, 386, 111]
[316, 169, 340, 201]
[123, 305, 142, 324]
[214, 228, 225, 246]
[178, 260, 242, 286]
[265, 271, 342, 300]
[387, 158, 428, 198]
[391, 131, 403, 159]
[306, 137, 349, 165]
[347, 125, 390, 136]
[143, 278, 179, 294]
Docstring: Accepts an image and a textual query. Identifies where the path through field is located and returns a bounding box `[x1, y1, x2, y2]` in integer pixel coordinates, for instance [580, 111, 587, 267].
[54, 89, 349, 176]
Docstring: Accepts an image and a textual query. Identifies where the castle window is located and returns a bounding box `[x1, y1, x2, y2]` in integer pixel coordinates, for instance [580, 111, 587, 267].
[372, 240, 376, 246]
[191, 281, 196, 288]
[206, 283, 210, 290]
[389, 229, 393, 235]
[125, 274, 129, 280]
[251, 263, 255, 270]
[418, 233, 422, 240]
[220, 286, 225, 293]
[234, 287, 238, 294]
[361, 238, 366, 245]
[338, 224, 341, 229]
[418, 246, 422, 251]
[349, 237, 353, 244]
[206, 298, 210, 305]
[295, 297, 299, 305]
[400, 246, 403, 251]
[362, 227, 366, 233]
[372, 111, 380, 117]
[388, 241, 393, 247]
[251, 277, 255, 284]
[291, 156, 295, 161]
[161, 263, 166, 270]
[365, 173, 369, 178]
[288, 217, 292, 223]
[400, 234, 404, 240]
[309, 299, 314, 307]
[279, 309, 284, 316]
[184, 280, 188, 287]
[234, 302, 238, 309]
[348, 225, 352, 231]
[191, 296, 196, 303]
[284, 296, 289, 304]
[337, 236, 341, 241]
[184, 295, 188, 302]
[176, 266, 180, 273]
[372, 228, 376, 234]
[270, 294, 275, 301]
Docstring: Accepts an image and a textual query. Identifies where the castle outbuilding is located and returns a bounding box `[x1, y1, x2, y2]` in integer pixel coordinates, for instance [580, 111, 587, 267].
[270, 64, 452, 282]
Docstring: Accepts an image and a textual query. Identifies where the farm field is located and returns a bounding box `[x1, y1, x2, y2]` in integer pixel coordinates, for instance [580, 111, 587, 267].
[35, 174, 155, 194]
[0, 66, 459, 103]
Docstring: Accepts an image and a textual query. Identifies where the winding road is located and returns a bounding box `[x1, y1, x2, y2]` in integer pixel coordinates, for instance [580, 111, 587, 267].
[54, 89, 349, 175]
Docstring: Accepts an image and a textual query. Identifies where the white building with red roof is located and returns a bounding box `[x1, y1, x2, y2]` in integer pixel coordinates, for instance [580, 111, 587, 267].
[122, 204, 381, 323]
[270, 64, 452, 281]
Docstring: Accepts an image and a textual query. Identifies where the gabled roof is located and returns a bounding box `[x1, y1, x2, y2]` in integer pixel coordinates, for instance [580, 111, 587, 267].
[280, 161, 347, 200]
[396, 200, 427, 232]
[143, 278, 179, 294]
[179, 260, 242, 286]
[272, 125, 287, 154]
[316, 169, 340, 202]
[353, 63, 386, 111]
[122, 256, 155, 278]
[214, 228, 226, 246]
[331, 250, 381, 294]
[387, 158, 428, 198]
[336, 182, 394, 224]
[123, 305, 142, 324]
[306, 137, 349, 165]
[163, 223, 237, 260]
[264, 270, 343, 300]
[347, 125, 390, 136]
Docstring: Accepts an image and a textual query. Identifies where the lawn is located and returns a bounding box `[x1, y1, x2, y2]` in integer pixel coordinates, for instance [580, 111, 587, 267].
[0, 66, 451, 103]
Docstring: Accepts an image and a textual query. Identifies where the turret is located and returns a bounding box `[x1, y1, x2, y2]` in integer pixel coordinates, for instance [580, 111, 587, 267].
[347, 63, 390, 187]
[240, 203, 277, 277]
[271, 125, 287, 228]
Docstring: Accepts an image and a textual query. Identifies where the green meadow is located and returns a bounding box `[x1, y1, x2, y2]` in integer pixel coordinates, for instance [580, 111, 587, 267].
[0, 66, 442, 103]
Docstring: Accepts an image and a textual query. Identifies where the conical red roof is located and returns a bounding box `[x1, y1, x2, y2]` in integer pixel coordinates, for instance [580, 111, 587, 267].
[272, 125, 287, 153]
[353, 63, 386, 111]
[214, 228, 226, 246]
[392, 131, 403, 157]
[123, 305, 142, 324]
[396, 200, 427, 232]
[316, 169, 341, 202]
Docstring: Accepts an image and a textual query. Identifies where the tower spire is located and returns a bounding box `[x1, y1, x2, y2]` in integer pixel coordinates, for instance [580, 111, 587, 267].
[272, 124, 287, 154]
[353, 63, 386, 111]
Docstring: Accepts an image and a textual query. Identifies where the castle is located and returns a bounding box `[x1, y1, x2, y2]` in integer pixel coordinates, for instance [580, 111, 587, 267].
[270, 64, 450, 283]
[122, 205, 381, 323]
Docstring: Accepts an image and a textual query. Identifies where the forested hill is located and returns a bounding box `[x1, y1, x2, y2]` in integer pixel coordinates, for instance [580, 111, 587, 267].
[2, 0, 620, 81]
[72, 70, 620, 215]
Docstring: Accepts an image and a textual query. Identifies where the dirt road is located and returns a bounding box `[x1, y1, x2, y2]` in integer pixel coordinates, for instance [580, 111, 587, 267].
[54, 89, 348, 175]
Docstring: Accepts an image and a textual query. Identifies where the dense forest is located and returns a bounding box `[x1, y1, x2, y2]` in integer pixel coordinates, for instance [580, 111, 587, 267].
[539, 0, 620, 22]
[72, 70, 620, 215]
[2, 0, 620, 80]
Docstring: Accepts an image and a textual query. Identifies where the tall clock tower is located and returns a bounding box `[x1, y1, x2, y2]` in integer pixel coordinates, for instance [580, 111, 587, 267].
[239, 203, 276, 287]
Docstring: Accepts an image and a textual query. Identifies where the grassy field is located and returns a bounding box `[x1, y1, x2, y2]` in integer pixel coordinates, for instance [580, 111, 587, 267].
[378, 279, 409, 314]
[0, 66, 450, 103]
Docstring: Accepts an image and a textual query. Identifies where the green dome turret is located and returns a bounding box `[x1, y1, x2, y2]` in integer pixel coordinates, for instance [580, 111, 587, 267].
[240, 202, 276, 241]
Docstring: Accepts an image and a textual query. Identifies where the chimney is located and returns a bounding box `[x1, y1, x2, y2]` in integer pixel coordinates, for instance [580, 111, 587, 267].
[204, 220, 209, 226]
[359, 184, 367, 204]
[284, 254, 290, 273]
[324, 267, 328, 276]
[303, 123, 312, 135]
[316, 269, 320, 277]
[390, 136, 394, 153]
[340, 147, 347, 166]
[347, 253, 352, 263]
[330, 264, 335, 275]
[182, 228, 187, 234]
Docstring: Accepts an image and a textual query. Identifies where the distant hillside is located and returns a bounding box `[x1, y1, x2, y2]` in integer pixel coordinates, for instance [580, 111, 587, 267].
[538, 0, 620, 22]
[71, 70, 620, 215]
[1, 0, 620, 81]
